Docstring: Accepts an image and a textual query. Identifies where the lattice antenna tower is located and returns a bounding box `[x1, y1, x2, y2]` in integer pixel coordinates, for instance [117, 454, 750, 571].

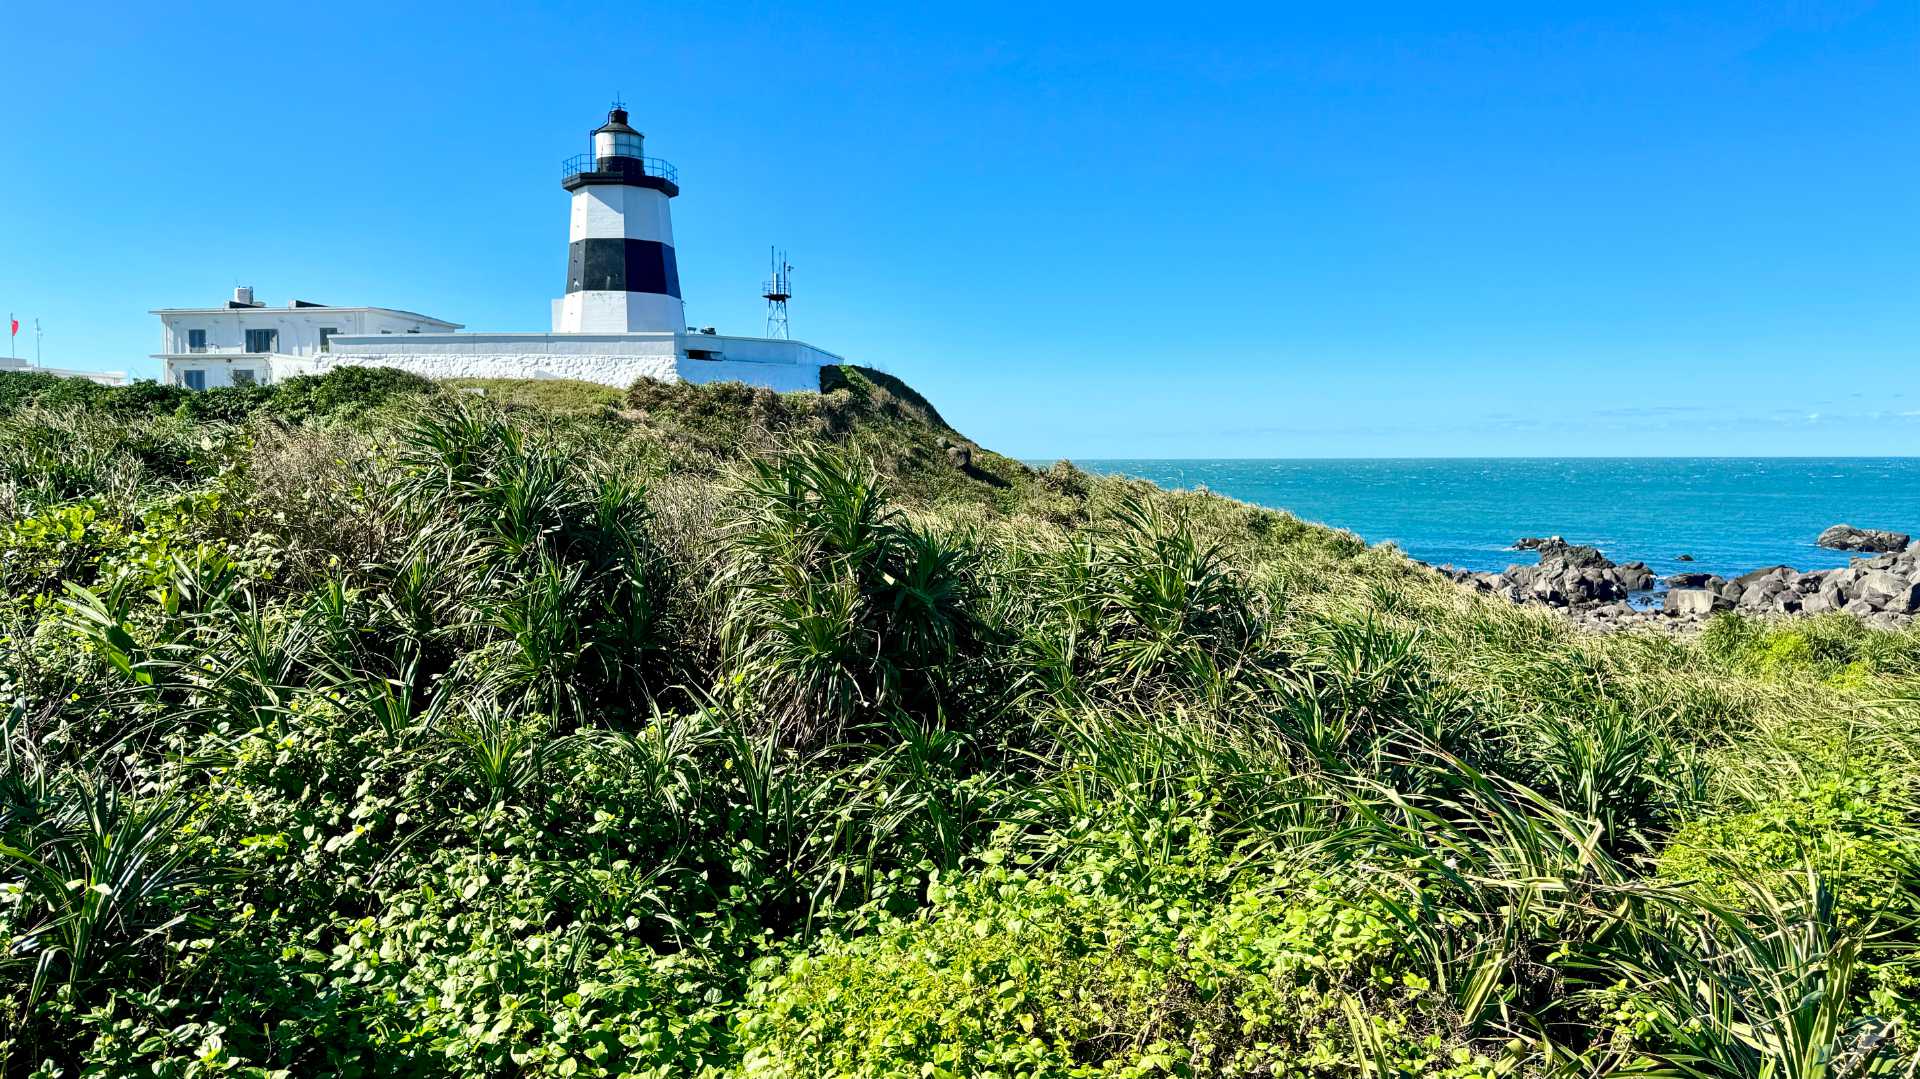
[762, 247, 792, 339]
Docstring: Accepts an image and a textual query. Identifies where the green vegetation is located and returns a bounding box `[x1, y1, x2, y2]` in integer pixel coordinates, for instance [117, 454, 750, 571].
[0, 365, 1916, 1076]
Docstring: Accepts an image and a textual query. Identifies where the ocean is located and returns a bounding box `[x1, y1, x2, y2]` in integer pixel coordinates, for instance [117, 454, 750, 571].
[1064, 458, 1920, 583]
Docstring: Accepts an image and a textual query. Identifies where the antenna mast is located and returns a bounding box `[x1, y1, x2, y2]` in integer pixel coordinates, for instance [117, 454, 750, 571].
[762, 247, 792, 339]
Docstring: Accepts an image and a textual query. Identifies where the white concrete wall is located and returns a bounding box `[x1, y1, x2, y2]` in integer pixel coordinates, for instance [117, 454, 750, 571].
[0, 358, 127, 385]
[317, 332, 829, 393]
[323, 332, 681, 388]
[686, 335, 844, 366]
[676, 358, 823, 392]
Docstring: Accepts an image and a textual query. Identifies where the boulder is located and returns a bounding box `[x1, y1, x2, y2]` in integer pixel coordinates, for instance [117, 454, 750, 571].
[1513, 536, 1563, 551]
[1576, 569, 1625, 602]
[1817, 524, 1910, 552]
[1529, 574, 1565, 605]
[1801, 592, 1834, 616]
[1733, 565, 1794, 588]
[1556, 544, 1611, 569]
[1666, 572, 1716, 589]
[1891, 585, 1920, 616]
[1854, 570, 1920, 614]
[945, 444, 973, 469]
[1615, 562, 1655, 591]
[1676, 553, 1695, 562]
[1664, 588, 1729, 617]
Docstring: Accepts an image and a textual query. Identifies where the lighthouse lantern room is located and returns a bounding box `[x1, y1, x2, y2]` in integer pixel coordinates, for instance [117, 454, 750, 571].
[552, 105, 685, 334]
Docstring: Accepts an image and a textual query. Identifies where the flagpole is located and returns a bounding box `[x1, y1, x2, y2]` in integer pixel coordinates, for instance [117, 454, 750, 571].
[7, 313, 13, 360]
[35, 320, 42, 368]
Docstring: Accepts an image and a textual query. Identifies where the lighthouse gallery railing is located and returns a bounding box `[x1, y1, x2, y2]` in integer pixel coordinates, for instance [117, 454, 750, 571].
[560, 154, 679, 184]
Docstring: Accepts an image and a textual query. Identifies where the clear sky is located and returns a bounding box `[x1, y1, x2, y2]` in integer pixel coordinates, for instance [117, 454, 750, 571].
[3, 1, 1915, 458]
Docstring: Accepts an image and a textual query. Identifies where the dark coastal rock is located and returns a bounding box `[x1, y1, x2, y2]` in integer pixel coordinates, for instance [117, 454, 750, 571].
[1615, 562, 1655, 591]
[1733, 565, 1795, 587]
[944, 444, 972, 469]
[1676, 553, 1695, 562]
[1435, 531, 1920, 632]
[1817, 524, 1910, 552]
[1460, 539, 1658, 612]
[1540, 540, 1610, 568]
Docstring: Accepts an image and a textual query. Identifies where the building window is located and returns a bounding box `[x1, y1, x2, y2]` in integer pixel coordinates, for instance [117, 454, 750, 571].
[187, 329, 207, 353]
[245, 328, 278, 353]
[318, 327, 337, 352]
[182, 370, 207, 391]
[231, 369, 258, 387]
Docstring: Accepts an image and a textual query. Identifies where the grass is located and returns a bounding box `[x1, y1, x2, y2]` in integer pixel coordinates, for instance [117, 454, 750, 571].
[441, 376, 625, 414]
[0, 366, 1915, 1076]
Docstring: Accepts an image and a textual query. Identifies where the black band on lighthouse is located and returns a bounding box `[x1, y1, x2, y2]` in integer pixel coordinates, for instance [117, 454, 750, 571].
[566, 239, 682, 297]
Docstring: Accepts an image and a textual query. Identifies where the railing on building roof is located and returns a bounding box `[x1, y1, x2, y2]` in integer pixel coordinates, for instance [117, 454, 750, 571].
[560, 153, 679, 185]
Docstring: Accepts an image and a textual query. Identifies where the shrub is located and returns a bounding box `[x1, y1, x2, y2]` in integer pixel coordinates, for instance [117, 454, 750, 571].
[738, 826, 1504, 1078]
[713, 448, 980, 746]
[266, 365, 440, 421]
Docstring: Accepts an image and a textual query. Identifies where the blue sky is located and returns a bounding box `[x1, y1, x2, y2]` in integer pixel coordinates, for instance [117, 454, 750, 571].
[3, 1, 1915, 457]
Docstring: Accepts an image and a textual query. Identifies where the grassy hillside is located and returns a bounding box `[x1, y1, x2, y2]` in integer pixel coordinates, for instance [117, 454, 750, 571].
[0, 366, 1917, 1077]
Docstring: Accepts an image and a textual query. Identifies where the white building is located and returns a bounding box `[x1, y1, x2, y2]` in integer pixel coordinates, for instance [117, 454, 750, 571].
[155, 107, 842, 395]
[0, 356, 128, 386]
[153, 289, 460, 389]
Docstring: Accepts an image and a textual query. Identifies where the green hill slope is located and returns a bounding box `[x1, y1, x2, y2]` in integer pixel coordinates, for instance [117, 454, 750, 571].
[0, 365, 1916, 1077]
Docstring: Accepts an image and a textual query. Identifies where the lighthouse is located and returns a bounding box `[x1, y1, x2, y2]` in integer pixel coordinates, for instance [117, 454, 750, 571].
[236, 103, 842, 394]
[552, 106, 685, 334]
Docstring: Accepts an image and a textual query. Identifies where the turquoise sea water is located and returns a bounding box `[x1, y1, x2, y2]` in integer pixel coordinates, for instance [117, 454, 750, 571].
[1064, 458, 1920, 583]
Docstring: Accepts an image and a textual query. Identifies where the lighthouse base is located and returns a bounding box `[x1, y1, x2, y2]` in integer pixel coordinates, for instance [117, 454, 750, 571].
[552, 291, 686, 334]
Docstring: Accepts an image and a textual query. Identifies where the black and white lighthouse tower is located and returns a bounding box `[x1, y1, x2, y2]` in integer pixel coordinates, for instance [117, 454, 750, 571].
[553, 106, 684, 334]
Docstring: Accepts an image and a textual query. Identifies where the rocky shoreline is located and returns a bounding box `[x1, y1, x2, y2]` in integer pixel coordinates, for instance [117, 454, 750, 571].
[1434, 525, 1918, 632]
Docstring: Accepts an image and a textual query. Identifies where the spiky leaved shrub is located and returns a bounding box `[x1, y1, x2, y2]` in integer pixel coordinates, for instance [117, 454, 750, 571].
[1011, 493, 1265, 711]
[380, 403, 678, 722]
[712, 448, 980, 747]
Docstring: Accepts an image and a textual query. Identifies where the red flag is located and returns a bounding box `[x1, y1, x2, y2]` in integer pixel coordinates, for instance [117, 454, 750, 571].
[7, 318, 15, 337]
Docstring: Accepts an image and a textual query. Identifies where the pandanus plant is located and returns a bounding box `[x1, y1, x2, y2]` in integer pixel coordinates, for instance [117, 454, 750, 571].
[0, 706, 205, 1008]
